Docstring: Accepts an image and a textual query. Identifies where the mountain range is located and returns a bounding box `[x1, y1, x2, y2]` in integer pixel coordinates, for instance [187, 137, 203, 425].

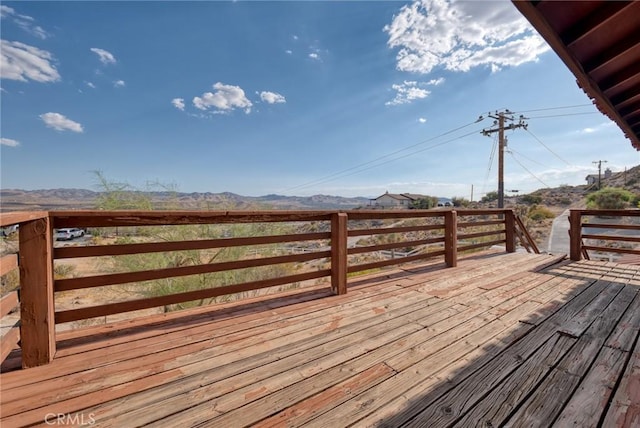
[0, 189, 372, 212]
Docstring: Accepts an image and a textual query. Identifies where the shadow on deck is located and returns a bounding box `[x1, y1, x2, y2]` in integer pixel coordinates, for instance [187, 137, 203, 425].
[1, 251, 639, 427]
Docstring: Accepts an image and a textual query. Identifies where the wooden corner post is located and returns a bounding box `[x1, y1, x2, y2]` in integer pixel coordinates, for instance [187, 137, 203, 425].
[444, 210, 458, 267]
[331, 213, 348, 295]
[505, 210, 516, 253]
[19, 216, 56, 367]
[569, 210, 582, 261]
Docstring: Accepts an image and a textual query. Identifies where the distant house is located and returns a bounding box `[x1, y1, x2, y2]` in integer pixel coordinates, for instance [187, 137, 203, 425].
[370, 191, 427, 209]
[585, 168, 613, 186]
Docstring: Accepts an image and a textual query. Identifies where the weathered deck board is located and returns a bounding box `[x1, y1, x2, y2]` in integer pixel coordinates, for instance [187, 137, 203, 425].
[1, 252, 639, 428]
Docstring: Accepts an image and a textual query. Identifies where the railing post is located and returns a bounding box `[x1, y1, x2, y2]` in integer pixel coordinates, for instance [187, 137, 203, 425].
[444, 210, 458, 267]
[505, 210, 516, 253]
[19, 216, 56, 367]
[331, 213, 347, 295]
[569, 210, 582, 261]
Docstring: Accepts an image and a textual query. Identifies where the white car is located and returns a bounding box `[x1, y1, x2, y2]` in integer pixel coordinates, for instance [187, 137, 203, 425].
[55, 228, 85, 241]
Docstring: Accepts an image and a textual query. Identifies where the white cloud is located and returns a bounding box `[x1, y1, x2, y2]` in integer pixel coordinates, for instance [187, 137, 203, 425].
[86, 81, 96, 88]
[386, 80, 431, 106]
[171, 98, 185, 111]
[259, 91, 286, 104]
[40, 112, 83, 133]
[193, 82, 253, 114]
[1, 5, 50, 39]
[292, 35, 299, 40]
[90, 48, 116, 65]
[418, 117, 427, 123]
[427, 77, 444, 86]
[113, 79, 125, 88]
[384, 0, 550, 75]
[285, 50, 293, 55]
[0, 137, 20, 147]
[579, 121, 614, 135]
[309, 52, 320, 60]
[0, 40, 60, 82]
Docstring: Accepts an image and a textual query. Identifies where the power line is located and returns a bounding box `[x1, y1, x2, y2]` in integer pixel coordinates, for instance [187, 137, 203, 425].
[507, 147, 548, 168]
[508, 151, 550, 188]
[525, 128, 572, 166]
[284, 118, 484, 192]
[527, 112, 600, 119]
[514, 104, 592, 114]
[288, 128, 483, 191]
[482, 133, 498, 195]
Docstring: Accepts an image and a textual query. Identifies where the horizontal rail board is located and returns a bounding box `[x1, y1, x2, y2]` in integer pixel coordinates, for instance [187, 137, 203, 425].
[348, 237, 445, 255]
[582, 246, 640, 255]
[55, 250, 331, 291]
[457, 209, 510, 216]
[51, 211, 334, 228]
[457, 220, 504, 228]
[577, 209, 640, 217]
[458, 229, 505, 240]
[1, 325, 20, 364]
[54, 232, 331, 259]
[457, 239, 506, 252]
[0, 291, 19, 319]
[55, 269, 330, 323]
[346, 211, 446, 220]
[347, 250, 445, 274]
[0, 254, 18, 277]
[581, 223, 640, 230]
[582, 234, 640, 243]
[348, 223, 444, 237]
[0, 211, 48, 227]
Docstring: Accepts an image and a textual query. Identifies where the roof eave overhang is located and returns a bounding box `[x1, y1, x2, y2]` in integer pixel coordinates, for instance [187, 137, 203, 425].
[512, 1, 640, 151]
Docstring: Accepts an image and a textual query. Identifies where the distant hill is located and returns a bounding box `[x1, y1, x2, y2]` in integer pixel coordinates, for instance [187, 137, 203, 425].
[0, 189, 371, 212]
[522, 164, 640, 208]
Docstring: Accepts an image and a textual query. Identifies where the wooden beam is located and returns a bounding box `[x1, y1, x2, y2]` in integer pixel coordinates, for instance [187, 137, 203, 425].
[0, 211, 48, 227]
[19, 217, 56, 367]
[505, 210, 516, 253]
[569, 210, 583, 261]
[0, 290, 19, 319]
[331, 213, 347, 295]
[0, 253, 18, 277]
[444, 210, 458, 267]
[55, 270, 330, 324]
[54, 232, 331, 259]
[55, 250, 331, 292]
[1, 325, 20, 364]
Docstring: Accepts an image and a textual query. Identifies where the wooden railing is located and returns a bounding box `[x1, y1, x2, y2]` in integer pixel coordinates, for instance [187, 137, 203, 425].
[569, 209, 640, 261]
[1, 208, 531, 368]
[0, 212, 54, 369]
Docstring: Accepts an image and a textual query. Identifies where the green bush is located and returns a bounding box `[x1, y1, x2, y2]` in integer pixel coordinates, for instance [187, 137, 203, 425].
[520, 194, 542, 205]
[528, 205, 555, 221]
[411, 196, 439, 209]
[586, 187, 636, 210]
[451, 197, 470, 207]
[481, 191, 498, 203]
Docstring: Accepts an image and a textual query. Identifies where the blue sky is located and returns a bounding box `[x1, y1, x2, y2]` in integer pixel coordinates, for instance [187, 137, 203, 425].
[1, 1, 639, 200]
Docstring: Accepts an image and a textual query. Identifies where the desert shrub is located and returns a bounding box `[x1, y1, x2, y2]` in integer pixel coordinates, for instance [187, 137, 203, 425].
[451, 197, 470, 207]
[520, 194, 542, 205]
[54, 264, 76, 280]
[558, 197, 572, 206]
[411, 196, 439, 209]
[481, 191, 498, 203]
[528, 205, 555, 221]
[586, 187, 636, 210]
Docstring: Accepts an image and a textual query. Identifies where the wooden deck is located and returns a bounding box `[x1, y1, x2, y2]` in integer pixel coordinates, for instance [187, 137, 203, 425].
[1, 251, 639, 427]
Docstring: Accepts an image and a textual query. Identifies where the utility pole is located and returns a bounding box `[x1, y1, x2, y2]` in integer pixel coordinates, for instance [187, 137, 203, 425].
[592, 160, 608, 189]
[482, 110, 528, 208]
